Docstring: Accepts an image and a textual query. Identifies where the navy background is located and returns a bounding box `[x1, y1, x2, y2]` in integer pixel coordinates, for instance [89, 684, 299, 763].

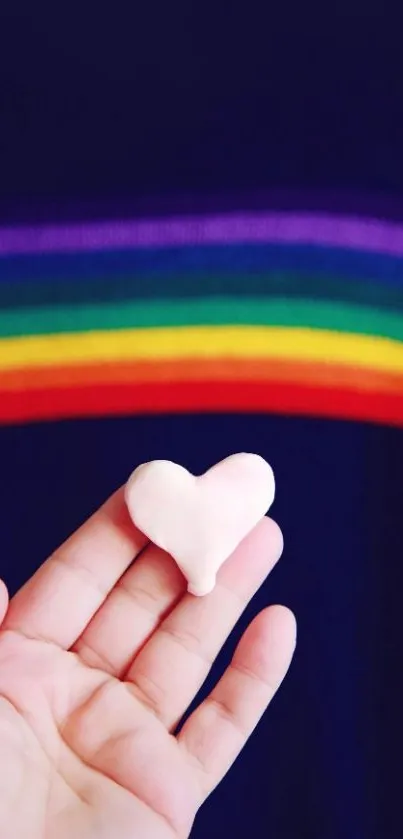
[1, 2, 403, 213]
[1, 3, 403, 837]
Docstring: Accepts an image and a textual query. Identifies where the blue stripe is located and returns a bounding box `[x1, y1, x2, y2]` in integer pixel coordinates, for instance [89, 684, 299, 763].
[1, 243, 403, 285]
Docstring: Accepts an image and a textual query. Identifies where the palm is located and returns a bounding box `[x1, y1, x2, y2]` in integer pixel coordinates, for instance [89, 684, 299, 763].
[0, 634, 196, 839]
[0, 489, 295, 839]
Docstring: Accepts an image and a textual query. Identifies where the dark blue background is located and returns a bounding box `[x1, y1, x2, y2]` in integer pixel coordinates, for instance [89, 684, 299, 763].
[1, 3, 403, 836]
[1, 1, 402, 214]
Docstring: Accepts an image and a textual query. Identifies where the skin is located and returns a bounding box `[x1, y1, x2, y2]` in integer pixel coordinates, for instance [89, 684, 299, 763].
[0, 488, 296, 839]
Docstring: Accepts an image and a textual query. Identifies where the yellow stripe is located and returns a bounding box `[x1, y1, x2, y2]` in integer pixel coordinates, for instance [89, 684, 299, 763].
[1, 325, 403, 373]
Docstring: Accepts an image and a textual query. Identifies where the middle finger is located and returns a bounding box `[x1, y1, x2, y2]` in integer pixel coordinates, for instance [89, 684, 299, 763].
[125, 516, 283, 730]
[73, 541, 187, 674]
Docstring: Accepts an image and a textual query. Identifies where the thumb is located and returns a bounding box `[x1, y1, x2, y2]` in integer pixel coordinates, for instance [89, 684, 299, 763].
[0, 580, 9, 627]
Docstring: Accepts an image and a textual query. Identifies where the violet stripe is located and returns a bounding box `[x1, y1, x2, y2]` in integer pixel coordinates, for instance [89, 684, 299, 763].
[1, 212, 403, 257]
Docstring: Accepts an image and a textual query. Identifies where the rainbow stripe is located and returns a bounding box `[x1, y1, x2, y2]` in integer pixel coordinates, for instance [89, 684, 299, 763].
[1, 209, 403, 426]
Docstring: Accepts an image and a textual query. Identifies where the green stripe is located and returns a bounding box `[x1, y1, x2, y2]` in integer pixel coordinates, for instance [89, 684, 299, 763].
[1, 272, 403, 312]
[1, 297, 403, 343]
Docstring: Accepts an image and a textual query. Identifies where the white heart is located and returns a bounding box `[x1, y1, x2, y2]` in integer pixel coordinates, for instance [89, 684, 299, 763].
[125, 453, 275, 596]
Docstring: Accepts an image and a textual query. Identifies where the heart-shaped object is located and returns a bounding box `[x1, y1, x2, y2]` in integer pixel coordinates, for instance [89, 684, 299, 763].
[125, 453, 275, 596]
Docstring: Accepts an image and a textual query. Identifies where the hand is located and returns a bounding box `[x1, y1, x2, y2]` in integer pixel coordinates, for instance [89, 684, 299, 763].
[0, 488, 296, 839]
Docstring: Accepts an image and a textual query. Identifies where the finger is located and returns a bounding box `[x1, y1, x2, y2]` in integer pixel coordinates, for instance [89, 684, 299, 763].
[4, 489, 148, 648]
[0, 580, 9, 626]
[125, 517, 284, 729]
[72, 519, 279, 678]
[178, 604, 296, 801]
[73, 542, 187, 675]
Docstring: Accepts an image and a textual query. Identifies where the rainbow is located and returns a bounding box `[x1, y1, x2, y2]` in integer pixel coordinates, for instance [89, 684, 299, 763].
[1, 209, 403, 426]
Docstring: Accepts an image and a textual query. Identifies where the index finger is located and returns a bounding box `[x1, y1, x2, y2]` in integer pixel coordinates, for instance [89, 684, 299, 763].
[3, 488, 148, 648]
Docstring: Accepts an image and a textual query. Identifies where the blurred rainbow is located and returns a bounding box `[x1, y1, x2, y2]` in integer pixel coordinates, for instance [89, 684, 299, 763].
[1, 210, 403, 426]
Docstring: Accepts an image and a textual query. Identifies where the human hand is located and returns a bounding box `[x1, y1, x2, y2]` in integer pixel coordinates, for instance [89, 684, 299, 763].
[0, 488, 296, 839]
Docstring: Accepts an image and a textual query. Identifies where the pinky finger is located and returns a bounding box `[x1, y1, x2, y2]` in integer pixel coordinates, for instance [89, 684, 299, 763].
[178, 605, 296, 801]
[0, 580, 9, 627]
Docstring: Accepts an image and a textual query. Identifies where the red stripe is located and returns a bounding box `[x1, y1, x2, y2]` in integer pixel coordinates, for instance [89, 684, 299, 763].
[0, 380, 402, 426]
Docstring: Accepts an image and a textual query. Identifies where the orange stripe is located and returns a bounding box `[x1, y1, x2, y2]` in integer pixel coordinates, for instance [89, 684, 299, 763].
[1, 357, 403, 394]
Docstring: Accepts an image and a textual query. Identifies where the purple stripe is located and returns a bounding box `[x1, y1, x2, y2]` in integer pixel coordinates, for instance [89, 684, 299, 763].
[1, 212, 403, 257]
